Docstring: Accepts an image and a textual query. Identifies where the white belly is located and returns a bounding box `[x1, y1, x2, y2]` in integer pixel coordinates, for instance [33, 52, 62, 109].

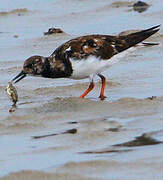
[69, 48, 134, 79]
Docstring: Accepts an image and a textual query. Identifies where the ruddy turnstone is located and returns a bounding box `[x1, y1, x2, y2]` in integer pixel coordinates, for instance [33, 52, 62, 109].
[12, 25, 160, 100]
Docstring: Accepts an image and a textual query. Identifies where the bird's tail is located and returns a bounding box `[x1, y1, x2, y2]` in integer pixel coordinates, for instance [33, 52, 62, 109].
[122, 25, 160, 49]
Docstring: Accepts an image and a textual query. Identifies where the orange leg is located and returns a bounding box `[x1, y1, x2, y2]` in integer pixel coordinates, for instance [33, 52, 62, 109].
[98, 74, 106, 100]
[80, 81, 95, 98]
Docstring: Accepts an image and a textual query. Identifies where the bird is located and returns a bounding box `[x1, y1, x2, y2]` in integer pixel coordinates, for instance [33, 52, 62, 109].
[12, 25, 160, 100]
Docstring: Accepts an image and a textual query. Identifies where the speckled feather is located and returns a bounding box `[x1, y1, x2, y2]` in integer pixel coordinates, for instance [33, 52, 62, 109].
[51, 25, 160, 61]
[12, 25, 160, 99]
[47, 25, 160, 79]
[13, 25, 160, 81]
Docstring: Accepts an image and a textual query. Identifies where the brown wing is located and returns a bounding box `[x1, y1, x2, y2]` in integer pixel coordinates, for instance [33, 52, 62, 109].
[51, 25, 160, 61]
[51, 35, 119, 60]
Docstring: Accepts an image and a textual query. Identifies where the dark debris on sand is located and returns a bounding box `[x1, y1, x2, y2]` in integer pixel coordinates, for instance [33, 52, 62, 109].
[32, 128, 77, 139]
[44, 27, 64, 35]
[146, 96, 157, 100]
[113, 133, 162, 147]
[133, 1, 149, 13]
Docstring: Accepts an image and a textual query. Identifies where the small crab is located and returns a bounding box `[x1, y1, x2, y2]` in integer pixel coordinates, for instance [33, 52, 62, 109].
[5, 82, 18, 106]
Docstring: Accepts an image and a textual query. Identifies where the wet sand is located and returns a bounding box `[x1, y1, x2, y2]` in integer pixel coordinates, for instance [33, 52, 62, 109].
[1, 0, 163, 179]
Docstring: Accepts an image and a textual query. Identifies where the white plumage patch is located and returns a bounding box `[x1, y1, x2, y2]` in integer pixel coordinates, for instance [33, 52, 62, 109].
[65, 46, 71, 52]
[70, 47, 135, 79]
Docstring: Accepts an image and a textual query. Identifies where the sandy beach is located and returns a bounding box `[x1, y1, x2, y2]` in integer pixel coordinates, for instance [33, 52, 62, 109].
[0, 0, 163, 179]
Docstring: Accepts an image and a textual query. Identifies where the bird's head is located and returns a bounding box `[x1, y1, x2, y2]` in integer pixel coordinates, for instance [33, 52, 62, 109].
[12, 56, 47, 83]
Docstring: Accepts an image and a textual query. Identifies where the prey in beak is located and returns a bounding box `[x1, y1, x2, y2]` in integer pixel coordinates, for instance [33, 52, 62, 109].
[12, 71, 26, 84]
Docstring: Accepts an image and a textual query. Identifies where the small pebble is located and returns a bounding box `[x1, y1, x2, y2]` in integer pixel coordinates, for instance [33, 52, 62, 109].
[14, 35, 19, 38]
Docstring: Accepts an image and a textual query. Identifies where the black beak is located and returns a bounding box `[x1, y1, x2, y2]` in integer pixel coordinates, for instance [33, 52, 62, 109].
[12, 71, 26, 83]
